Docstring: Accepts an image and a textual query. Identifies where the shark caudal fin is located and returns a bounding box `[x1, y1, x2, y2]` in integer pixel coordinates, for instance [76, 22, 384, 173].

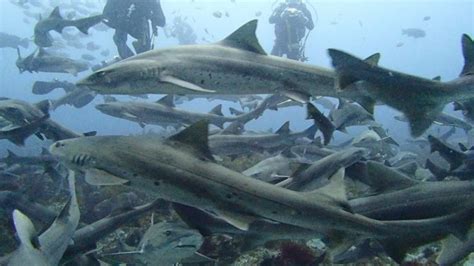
[74, 15, 103, 35]
[307, 103, 335, 145]
[328, 48, 446, 137]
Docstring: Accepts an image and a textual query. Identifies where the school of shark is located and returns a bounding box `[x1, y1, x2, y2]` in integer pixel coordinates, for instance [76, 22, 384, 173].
[0, 0, 473, 265]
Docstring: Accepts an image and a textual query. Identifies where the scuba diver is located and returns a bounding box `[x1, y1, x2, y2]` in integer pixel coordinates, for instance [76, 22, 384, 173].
[269, 0, 314, 61]
[102, 0, 166, 59]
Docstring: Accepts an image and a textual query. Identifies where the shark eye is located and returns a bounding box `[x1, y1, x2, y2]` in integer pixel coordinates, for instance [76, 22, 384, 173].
[164, 230, 172, 236]
[54, 142, 65, 148]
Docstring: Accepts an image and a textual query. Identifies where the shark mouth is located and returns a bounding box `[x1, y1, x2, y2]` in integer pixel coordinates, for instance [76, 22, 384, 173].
[176, 244, 197, 249]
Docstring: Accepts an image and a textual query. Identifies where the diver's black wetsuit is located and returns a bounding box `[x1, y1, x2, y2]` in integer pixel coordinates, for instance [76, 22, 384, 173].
[103, 0, 166, 59]
[269, 2, 314, 60]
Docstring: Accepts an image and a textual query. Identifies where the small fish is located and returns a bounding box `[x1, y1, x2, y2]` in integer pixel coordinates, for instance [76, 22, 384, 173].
[423, 16, 431, 21]
[81, 54, 96, 61]
[86, 41, 100, 51]
[213, 11, 222, 18]
[255, 11, 262, 17]
[402, 28, 426, 38]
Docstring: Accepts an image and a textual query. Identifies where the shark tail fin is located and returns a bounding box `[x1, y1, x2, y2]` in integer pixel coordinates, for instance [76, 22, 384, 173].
[307, 103, 335, 145]
[75, 15, 103, 35]
[328, 48, 444, 137]
[460, 34, 474, 76]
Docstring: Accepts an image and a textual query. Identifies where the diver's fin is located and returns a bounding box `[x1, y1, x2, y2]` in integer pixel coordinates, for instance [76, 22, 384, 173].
[218, 20, 267, 55]
[159, 74, 216, 93]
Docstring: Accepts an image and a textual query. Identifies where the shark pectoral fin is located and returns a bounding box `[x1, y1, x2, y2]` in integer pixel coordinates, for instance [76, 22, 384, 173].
[214, 209, 257, 231]
[273, 177, 293, 187]
[308, 168, 352, 212]
[85, 168, 130, 186]
[180, 252, 216, 264]
[121, 112, 138, 120]
[282, 90, 310, 104]
[159, 74, 215, 93]
[12, 209, 40, 249]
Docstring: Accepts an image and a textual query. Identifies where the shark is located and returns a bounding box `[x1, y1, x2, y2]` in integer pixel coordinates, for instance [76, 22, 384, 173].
[328, 34, 474, 137]
[1, 171, 79, 266]
[49, 121, 471, 247]
[95, 94, 272, 129]
[34, 6, 102, 47]
[78, 20, 377, 111]
[16, 48, 89, 76]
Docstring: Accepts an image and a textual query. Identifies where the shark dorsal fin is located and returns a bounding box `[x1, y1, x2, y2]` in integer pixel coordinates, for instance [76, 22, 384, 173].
[363, 53, 380, 66]
[460, 34, 474, 76]
[314, 168, 347, 203]
[156, 94, 175, 108]
[168, 120, 214, 161]
[13, 210, 40, 249]
[275, 121, 290, 135]
[209, 104, 223, 116]
[432, 76, 441, 81]
[49, 7, 62, 19]
[218, 20, 267, 55]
